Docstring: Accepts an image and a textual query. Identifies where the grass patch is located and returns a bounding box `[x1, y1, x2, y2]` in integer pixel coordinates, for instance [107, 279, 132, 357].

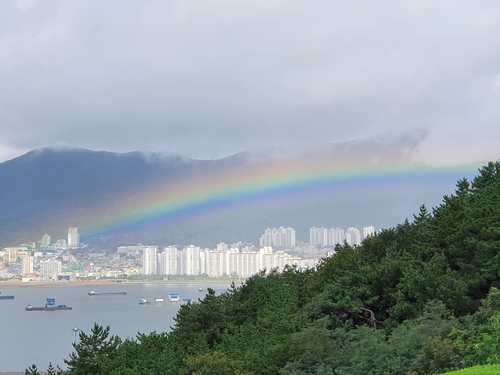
[442, 365, 500, 374]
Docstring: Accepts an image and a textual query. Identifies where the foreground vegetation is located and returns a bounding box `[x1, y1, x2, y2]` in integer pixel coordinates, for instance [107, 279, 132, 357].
[27, 162, 500, 374]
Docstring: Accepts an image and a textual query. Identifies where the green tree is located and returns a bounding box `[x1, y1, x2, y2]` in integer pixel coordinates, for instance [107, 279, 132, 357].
[65, 323, 121, 375]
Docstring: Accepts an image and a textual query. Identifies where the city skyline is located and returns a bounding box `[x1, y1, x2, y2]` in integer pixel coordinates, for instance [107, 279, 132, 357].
[1, 224, 374, 281]
[2, 224, 377, 253]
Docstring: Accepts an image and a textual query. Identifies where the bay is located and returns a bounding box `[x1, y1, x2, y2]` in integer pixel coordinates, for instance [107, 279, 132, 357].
[0, 282, 229, 372]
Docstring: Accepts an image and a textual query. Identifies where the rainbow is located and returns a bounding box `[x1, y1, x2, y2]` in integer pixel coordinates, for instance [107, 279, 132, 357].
[81, 157, 480, 238]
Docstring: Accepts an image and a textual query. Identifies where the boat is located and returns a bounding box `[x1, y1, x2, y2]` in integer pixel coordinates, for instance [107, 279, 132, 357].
[198, 287, 204, 292]
[88, 290, 127, 296]
[25, 298, 72, 311]
[0, 295, 15, 300]
[138, 294, 194, 305]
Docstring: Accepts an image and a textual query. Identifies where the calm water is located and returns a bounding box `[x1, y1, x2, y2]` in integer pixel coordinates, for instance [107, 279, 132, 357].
[0, 283, 229, 372]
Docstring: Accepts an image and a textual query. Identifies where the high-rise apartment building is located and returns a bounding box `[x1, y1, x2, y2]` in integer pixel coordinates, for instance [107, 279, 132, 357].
[310, 227, 328, 247]
[41, 234, 51, 247]
[67, 228, 80, 247]
[204, 250, 226, 277]
[157, 246, 178, 275]
[185, 245, 201, 275]
[346, 227, 361, 246]
[328, 228, 345, 246]
[216, 243, 229, 252]
[363, 225, 375, 239]
[259, 227, 296, 248]
[142, 246, 158, 275]
[22, 256, 34, 275]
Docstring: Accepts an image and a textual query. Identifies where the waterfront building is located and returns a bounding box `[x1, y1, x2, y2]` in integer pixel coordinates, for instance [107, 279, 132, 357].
[157, 246, 178, 275]
[40, 260, 62, 280]
[205, 250, 226, 277]
[142, 246, 158, 275]
[185, 245, 201, 275]
[22, 256, 34, 275]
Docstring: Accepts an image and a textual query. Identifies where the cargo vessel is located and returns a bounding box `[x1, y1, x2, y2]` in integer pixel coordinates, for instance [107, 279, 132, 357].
[25, 298, 72, 311]
[88, 291, 127, 296]
[139, 294, 193, 305]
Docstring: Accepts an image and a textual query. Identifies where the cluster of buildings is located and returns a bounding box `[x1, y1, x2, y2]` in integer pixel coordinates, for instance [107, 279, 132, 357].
[1, 247, 68, 281]
[309, 225, 375, 247]
[0, 224, 376, 282]
[119, 243, 316, 278]
[0, 228, 82, 281]
[259, 227, 296, 248]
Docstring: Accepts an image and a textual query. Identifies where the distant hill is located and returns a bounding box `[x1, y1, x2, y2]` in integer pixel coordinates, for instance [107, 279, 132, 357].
[0, 134, 476, 248]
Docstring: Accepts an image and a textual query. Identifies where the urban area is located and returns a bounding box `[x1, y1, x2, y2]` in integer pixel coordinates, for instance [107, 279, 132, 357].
[0, 225, 375, 282]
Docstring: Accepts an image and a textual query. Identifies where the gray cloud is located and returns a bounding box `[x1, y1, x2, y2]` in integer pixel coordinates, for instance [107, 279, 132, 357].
[1, 0, 500, 162]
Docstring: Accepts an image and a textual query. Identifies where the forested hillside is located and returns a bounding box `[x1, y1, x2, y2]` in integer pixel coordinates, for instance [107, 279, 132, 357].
[29, 161, 500, 375]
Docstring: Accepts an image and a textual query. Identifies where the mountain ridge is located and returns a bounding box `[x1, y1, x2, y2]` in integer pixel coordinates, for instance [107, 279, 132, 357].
[0, 134, 469, 248]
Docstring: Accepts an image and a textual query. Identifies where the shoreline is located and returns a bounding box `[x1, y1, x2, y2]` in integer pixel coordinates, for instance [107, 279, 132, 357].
[0, 279, 241, 288]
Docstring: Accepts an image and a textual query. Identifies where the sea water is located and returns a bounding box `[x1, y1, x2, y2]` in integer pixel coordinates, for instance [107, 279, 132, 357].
[0, 282, 229, 372]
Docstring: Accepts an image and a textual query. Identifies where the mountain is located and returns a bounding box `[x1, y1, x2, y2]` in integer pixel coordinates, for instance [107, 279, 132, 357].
[0, 134, 475, 248]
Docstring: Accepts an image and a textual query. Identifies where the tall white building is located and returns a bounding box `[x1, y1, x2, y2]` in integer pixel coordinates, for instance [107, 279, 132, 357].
[142, 246, 158, 275]
[259, 227, 296, 248]
[216, 243, 229, 252]
[328, 228, 345, 246]
[346, 227, 361, 246]
[185, 245, 201, 275]
[67, 228, 80, 248]
[204, 251, 226, 277]
[310, 227, 328, 247]
[41, 234, 51, 247]
[226, 250, 260, 278]
[157, 246, 178, 275]
[40, 260, 62, 280]
[363, 226, 375, 239]
[22, 256, 34, 275]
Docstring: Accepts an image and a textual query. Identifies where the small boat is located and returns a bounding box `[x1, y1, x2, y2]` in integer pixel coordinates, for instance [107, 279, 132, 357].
[0, 295, 15, 300]
[198, 287, 204, 292]
[139, 298, 147, 305]
[25, 298, 72, 311]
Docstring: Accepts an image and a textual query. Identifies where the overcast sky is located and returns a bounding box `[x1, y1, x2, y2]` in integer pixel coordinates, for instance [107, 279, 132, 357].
[1, 0, 500, 164]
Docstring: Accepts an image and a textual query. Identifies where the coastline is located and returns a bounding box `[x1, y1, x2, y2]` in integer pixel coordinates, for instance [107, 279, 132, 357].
[0, 279, 241, 288]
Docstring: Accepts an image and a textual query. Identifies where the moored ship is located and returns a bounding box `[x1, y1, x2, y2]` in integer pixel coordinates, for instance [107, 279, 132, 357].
[0, 294, 15, 300]
[25, 298, 72, 311]
[139, 294, 193, 305]
[88, 290, 127, 296]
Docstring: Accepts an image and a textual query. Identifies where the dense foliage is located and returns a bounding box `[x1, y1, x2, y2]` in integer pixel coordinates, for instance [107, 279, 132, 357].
[27, 162, 500, 374]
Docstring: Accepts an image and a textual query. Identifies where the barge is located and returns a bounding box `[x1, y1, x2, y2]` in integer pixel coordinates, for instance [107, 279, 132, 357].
[88, 291, 127, 296]
[139, 294, 193, 305]
[25, 298, 72, 311]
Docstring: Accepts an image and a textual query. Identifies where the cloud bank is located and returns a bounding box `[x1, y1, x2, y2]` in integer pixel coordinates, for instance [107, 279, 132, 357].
[1, 0, 499, 163]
